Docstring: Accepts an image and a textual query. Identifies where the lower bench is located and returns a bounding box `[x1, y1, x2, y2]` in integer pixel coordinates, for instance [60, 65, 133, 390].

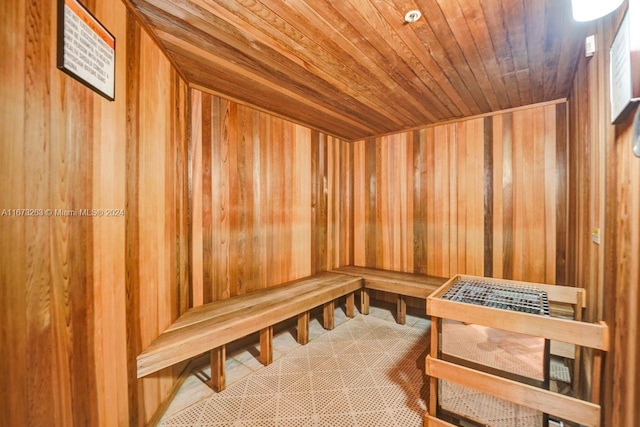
[137, 266, 446, 392]
[136, 271, 361, 391]
[332, 266, 447, 325]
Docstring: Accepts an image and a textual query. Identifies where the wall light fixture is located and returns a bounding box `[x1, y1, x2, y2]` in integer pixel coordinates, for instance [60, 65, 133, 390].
[571, 0, 625, 22]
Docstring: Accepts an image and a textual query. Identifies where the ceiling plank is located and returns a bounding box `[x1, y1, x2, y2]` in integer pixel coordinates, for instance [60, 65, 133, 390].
[126, 0, 585, 141]
[191, 0, 412, 128]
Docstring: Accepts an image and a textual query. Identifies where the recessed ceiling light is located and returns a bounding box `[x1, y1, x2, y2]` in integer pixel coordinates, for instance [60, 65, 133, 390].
[404, 10, 422, 23]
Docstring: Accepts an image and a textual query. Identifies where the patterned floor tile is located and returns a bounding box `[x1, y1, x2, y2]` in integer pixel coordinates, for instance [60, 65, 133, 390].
[160, 314, 429, 426]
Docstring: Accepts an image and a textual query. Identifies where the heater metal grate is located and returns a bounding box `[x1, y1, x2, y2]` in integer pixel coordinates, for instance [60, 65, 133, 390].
[441, 279, 550, 315]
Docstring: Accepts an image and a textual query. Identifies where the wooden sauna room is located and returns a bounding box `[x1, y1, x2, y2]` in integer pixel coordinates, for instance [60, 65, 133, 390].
[2, 0, 639, 426]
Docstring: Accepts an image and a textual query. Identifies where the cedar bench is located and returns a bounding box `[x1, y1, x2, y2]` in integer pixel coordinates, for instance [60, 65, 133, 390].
[332, 266, 447, 325]
[136, 271, 361, 391]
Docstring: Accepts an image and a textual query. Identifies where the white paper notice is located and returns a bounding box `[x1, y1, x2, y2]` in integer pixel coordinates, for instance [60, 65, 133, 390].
[610, 13, 632, 123]
[61, 0, 115, 100]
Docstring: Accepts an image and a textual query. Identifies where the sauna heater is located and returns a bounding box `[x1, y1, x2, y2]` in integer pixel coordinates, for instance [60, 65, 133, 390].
[436, 278, 551, 426]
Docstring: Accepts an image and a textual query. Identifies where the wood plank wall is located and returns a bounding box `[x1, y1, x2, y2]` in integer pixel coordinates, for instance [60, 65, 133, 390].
[190, 89, 352, 304]
[0, 1, 189, 426]
[567, 2, 639, 424]
[353, 104, 568, 305]
[126, 16, 190, 427]
[7, 2, 635, 426]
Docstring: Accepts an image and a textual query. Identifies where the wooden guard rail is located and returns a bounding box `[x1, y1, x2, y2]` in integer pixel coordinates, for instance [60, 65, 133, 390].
[425, 274, 609, 427]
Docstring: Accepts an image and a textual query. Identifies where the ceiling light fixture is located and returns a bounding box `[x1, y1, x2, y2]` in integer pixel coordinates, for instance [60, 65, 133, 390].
[404, 10, 422, 23]
[571, 0, 624, 22]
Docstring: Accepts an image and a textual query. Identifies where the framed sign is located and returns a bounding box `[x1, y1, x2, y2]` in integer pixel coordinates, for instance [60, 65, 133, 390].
[610, 12, 634, 123]
[633, 107, 640, 157]
[57, 0, 115, 101]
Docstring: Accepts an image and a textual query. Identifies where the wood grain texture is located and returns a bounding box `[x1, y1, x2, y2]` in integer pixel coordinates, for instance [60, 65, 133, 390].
[191, 91, 352, 303]
[123, 0, 586, 140]
[138, 273, 362, 377]
[126, 18, 190, 425]
[333, 266, 446, 298]
[1, 1, 189, 426]
[567, 4, 639, 424]
[259, 326, 273, 365]
[483, 116, 494, 277]
[426, 357, 601, 427]
[210, 346, 226, 392]
[353, 103, 567, 307]
[297, 311, 310, 345]
[1, 0, 27, 424]
[493, 105, 567, 284]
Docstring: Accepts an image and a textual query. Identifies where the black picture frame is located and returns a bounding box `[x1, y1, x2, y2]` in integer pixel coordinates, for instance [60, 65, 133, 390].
[56, 0, 116, 101]
[633, 107, 640, 157]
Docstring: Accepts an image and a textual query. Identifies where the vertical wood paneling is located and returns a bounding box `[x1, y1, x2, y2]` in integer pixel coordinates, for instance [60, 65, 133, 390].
[124, 11, 143, 425]
[483, 117, 494, 277]
[92, 0, 131, 423]
[326, 136, 352, 269]
[364, 139, 377, 268]
[0, 1, 27, 425]
[360, 133, 416, 274]
[413, 130, 427, 275]
[191, 92, 351, 301]
[501, 113, 515, 279]
[25, 0, 59, 424]
[567, 5, 639, 425]
[353, 103, 567, 304]
[465, 118, 486, 276]
[132, 25, 190, 424]
[1, 1, 190, 426]
[190, 90, 203, 307]
[293, 126, 312, 277]
[491, 106, 564, 283]
[353, 141, 366, 266]
[311, 131, 327, 273]
[201, 93, 213, 303]
[555, 103, 568, 286]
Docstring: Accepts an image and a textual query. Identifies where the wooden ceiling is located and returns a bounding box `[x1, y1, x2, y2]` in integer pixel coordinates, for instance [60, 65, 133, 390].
[127, 0, 587, 141]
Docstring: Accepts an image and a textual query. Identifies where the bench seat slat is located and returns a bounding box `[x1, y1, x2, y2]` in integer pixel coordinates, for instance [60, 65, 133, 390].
[137, 274, 361, 378]
[166, 272, 347, 332]
[332, 266, 446, 297]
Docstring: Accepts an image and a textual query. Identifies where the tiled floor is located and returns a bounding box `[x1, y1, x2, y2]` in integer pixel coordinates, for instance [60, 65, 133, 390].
[439, 380, 542, 426]
[159, 303, 431, 426]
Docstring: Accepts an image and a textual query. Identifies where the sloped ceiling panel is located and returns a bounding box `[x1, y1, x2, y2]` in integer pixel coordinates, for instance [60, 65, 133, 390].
[128, 0, 587, 141]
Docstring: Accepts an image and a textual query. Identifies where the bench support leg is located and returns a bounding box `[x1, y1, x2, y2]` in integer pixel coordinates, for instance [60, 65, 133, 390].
[260, 326, 273, 366]
[360, 288, 370, 315]
[397, 294, 406, 325]
[323, 301, 335, 330]
[210, 345, 226, 392]
[346, 292, 355, 318]
[297, 312, 310, 345]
